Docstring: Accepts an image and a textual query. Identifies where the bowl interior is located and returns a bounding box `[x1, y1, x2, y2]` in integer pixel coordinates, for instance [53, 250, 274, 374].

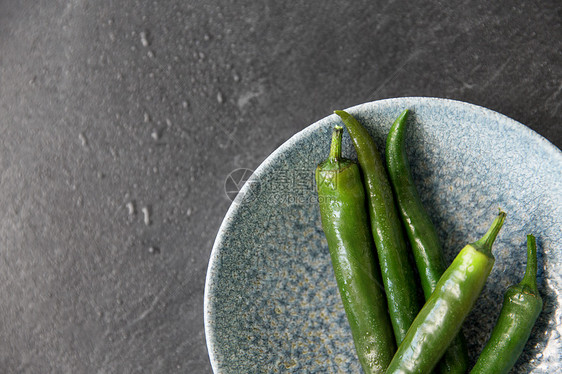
[205, 97, 562, 373]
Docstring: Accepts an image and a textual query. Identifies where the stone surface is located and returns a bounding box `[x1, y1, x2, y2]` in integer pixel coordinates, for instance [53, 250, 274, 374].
[0, 1, 560, 373]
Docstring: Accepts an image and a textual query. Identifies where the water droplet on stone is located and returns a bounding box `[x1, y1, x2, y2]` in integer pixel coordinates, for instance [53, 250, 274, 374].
[140, 31, 149, 47]
[126, 201, 135, 215]
[79, 132, 88, 147]
[142, 206, 150, 225]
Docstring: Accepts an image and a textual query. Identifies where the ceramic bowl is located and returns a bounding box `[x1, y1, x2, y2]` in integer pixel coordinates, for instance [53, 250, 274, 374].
[204, 97, 562, 373]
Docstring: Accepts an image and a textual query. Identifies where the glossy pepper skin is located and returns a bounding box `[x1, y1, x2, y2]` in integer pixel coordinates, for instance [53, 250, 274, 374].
[386, 211, 506, 374]
[470, 234, 543, 374]
[385, 109, 469, 374]
[316, 126, 396, 374]
[334, 110, 420, 344]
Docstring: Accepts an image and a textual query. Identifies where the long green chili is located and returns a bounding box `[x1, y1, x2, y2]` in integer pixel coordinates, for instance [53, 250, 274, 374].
[334, 110, 420, 344]
[316, 126, 396, 373]
[470, 234, 543, 374]
[385, 109, 469, 373]
[386, 211, 506, 374]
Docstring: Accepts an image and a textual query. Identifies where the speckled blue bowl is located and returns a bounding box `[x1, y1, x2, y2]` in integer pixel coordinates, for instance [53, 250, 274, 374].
[204, 97, 562, 373]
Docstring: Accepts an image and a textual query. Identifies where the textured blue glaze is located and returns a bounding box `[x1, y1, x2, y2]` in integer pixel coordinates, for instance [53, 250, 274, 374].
[204, 97, 562, 373]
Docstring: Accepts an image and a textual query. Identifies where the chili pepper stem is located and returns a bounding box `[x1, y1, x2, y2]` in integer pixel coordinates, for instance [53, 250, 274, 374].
[329, 125, 343, 163]
[520, 235, 539, 292]
[471, 211, 506, 256]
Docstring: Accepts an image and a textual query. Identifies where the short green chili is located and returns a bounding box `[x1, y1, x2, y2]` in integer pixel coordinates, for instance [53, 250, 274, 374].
[385, 109, 469, 374]
[470, 234, 543, 374]
[316, 126, 396, 374]
[334, 110, 420, 344]
[386, 211, 506, 374]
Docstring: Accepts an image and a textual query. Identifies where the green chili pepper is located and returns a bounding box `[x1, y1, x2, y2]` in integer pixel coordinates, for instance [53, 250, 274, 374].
[470, 234, 543, 374]
[334, 110, 420, 344]
[315, 126, 396, 373]
[385, 109, 469, 374]
[386, 211, 506, 374]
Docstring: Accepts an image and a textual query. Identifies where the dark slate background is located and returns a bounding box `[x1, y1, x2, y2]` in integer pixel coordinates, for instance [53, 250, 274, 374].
[0, 1, 560, 373]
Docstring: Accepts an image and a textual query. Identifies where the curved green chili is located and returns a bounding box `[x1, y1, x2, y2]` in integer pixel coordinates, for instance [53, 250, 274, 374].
[470, 234, 543, 374]
[334, 110, 420, 344]
[386, 211, 506, 374]
[316, 126, 396, 373]
[385, 109, 469, 373]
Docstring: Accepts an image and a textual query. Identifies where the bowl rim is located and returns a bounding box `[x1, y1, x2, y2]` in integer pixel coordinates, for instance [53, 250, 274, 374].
[203, 96, 562, 372]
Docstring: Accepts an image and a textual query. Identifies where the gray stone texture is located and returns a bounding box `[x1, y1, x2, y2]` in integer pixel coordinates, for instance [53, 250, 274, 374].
[0, 0, 560, 373]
